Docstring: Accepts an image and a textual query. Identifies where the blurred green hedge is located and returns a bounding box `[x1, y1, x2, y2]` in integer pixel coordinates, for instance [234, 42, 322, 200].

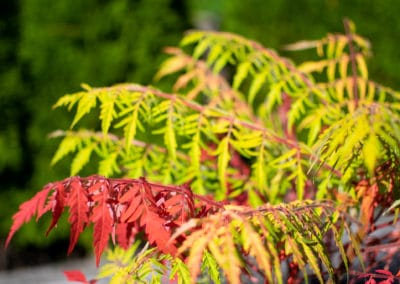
[0, 0, 189, 249]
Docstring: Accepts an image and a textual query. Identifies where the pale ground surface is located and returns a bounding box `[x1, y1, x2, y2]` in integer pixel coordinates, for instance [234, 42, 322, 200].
[0, 256, 108, 284]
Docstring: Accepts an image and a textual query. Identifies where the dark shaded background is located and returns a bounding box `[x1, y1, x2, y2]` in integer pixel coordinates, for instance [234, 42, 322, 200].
[0, 0, 399, 269]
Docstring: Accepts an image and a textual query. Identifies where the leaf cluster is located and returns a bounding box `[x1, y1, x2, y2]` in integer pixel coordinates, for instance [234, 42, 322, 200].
[6, 20, 400, 283]
[6, 175, 353, 283]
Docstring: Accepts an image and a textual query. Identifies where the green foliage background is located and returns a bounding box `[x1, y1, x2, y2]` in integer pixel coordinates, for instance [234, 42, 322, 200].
[1, 0, 400, 258]
[0, 0, 189, 251]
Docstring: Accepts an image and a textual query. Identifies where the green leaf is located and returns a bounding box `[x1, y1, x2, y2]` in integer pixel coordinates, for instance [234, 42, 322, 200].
[116, 110, 139, 150]
[249, 71, 267, 105]
[213, 51, 232, 74]
[52, 93, 82, 110]
[327, 61, 336, 82]
[253, 143, 267, 193]
[99, 92, 117, 134]
[51, 135, 81, 165]
[71, 92, 98, 128]
[201, 250, 221, 284]
[296, 161, 307, 200]
[363, 134, 380, 175]
[299, 238, 323, 283]
[193, 37, 212, 59]
[356, 54, 368, 79]
[206, 44, 223, 67]
[155, 56, 188, 81]
[98, 152, 120, 177]
[270, 148, 297, 166]
[307, 118, 321, 144]
[180, 31, 204, 46]
[384, 199, 400, 215]
[80, 83, 92, 91]
[217, 136, 231, 194]
[298, 60, 328, 73]
[331, 224, 348, 274]
[264, 83, 282, 114]
[165, 107, 177, 161]
[233, 61, 251, 89]
[339, 56, 349, 79]
[335, 37, 348, 57]
[327, 37, 335, 58]
[71, 144, 95, 176]
[170, 258, 191, 284]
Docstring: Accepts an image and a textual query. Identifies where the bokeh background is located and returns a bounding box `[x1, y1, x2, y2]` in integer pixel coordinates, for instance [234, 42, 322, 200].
[1, 0, 399, 269]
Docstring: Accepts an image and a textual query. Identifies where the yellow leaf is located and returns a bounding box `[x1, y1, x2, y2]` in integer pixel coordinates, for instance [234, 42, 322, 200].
[71, 144, 95, 176]
[339, 56, 349, 79]
[217, 137, 231, 193]
[155, 56, 188, 81]
[327, 61, 336, 82]
[233, 61, 251, 89]
[99, 92, 117, 134]
[363, 134, 380, 175]
[249, 71, 267, 105]
[51, 135, 81, 165]
[299, 61, 328, 73]
[71, 92, 97, 128]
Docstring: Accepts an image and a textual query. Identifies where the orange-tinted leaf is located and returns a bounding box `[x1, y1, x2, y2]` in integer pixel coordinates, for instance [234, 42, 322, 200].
[6, 186, 52, 247]
[92, 208, 113, 266]
[115, 223, 136, 249]
[91, 185, 114, 266]
[67, 178, 90, 255]
[120, 193, 142, 223]
[63, 270, 89, 283]
[145, 211, 176, 255]
[125, 205, 144, 223]
[46, 183, 66, 236]
[375, 269, 393, 276]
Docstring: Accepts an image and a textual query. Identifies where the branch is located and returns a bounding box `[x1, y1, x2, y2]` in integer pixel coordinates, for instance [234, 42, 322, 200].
[343, 18, 359, 108]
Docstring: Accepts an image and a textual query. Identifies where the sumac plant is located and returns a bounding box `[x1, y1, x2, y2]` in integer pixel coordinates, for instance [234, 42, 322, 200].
[6, 20, 400, 283]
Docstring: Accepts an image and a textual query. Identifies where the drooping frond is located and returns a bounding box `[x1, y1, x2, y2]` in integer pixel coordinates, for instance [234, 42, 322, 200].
[173, 200, 354, 283]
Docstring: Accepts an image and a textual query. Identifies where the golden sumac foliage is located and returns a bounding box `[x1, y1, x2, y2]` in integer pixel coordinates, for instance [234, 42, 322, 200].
[174, 200, 349, 284]
[6, 20, 400, 283]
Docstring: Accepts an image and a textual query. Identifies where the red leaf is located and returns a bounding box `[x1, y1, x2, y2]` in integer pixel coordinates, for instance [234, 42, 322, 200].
[375, 269, 393, 276]
[125, 205, 144, 224]
[93, 211, 113, 266]
[115, 223, 137, 249]
[115, 223, 129, 249]
[379, 280, 394, 284]
[119, 184, 139, 203]
[87, 181, 104, 195]
[140, 177, 156, 206]
[6, 175, 220, 266]
[164, 194, 183, 209]
[63, 270, 90, 283]
[37, 185, 55, 219]
[46, 183, 66, 236]
[164, 193, 192, 224]
[144, 211, 176, 255]
[91, 182, 113, 266]
[365, 279, 377, 284]
[120, 192, 142, 223]
[67, 178, 90, 255]
[6, 186, 52, 247]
